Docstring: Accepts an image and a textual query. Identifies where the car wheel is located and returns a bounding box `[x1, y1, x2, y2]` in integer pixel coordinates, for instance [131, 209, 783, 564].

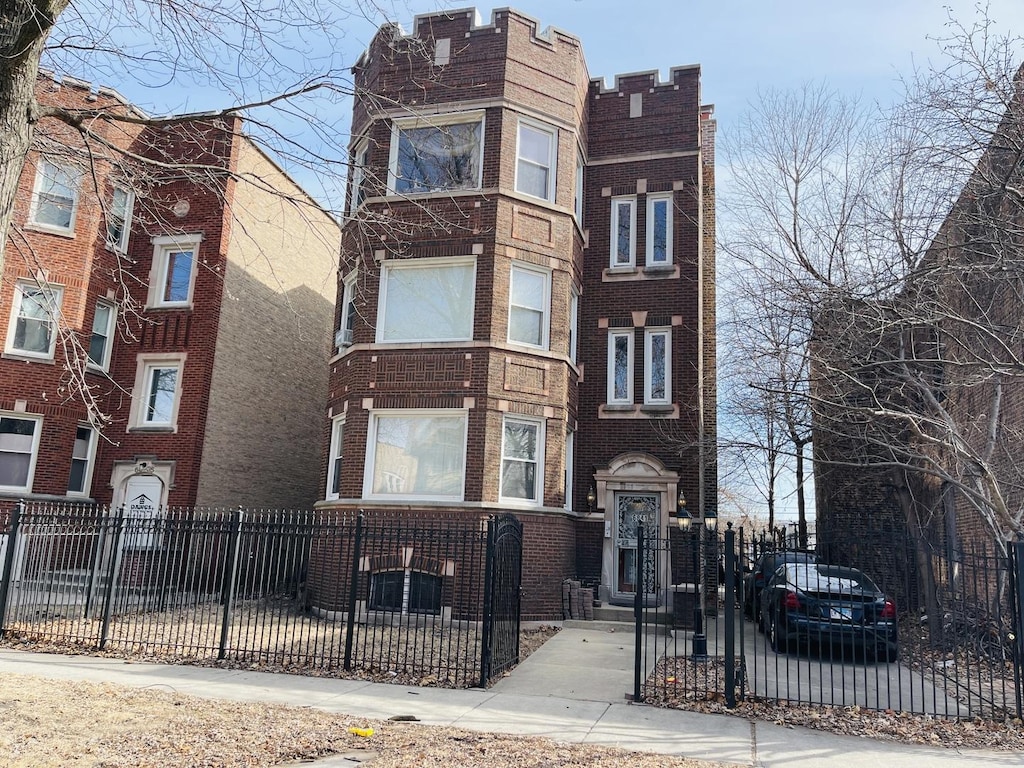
[768, 610, 787, 653]
[881, 644, 898, 664]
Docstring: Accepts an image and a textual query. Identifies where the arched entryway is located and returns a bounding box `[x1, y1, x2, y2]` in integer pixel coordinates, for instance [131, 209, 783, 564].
[593, 453, 679, 606]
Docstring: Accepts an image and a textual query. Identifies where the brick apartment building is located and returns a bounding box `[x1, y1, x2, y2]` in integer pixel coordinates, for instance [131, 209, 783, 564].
[318, 8, 717, 620]
[0, 74, 339, 514]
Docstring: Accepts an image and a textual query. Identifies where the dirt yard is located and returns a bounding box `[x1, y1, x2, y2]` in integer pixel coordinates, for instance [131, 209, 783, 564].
[0, 673, 727, 768]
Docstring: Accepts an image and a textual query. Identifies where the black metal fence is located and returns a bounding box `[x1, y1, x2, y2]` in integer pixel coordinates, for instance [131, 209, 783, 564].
[0, 502, 522, 688]
[634, 524, 1024, 721]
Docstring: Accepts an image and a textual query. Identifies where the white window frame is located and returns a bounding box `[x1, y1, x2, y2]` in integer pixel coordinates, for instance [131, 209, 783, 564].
[574, 152, 584, 222]
[515, 118, 558, 202]
[569, 288, 579, 363]
[644, 328, 672, 405]
[388, 111, 485, 195]
[363, 409, 468, 502]
[130, 353, 186, 430]
[0, 412, 42, 493]
[507, 262, 551, 350]
[106, 186, 135, 252]
[68, 424, 98, 497]
[376, 256, 476, 343]
[87, 299, 116, 372]
[28, 160, 81, 235]
[148, 234, 202, 309]
[348, 139, 369, 214]
[4, 279, 64, 360]
[563, 429, 574, 511]
[336, 271, 358, 349]
[499, 415, 545, 506]
[326, 415, 345, 500]
[607, 330, 634, 405]
[610, 197, 637, 267]
[646, 194, 673, 266]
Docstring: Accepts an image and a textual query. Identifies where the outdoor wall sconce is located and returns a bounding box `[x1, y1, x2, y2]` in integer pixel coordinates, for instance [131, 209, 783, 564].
[676, 491, 692, 530]
[704, 508, 718, 532]
[586, 483, 597, 512]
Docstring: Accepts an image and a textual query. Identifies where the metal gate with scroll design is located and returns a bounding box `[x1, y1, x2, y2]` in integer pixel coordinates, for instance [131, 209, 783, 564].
[480, 514, 523, 686]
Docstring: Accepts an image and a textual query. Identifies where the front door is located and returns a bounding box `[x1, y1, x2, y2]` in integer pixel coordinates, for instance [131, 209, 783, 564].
[613, 492, 659, 601]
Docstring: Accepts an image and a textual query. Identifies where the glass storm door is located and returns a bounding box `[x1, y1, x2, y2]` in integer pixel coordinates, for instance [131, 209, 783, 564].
[614, 492, 659, 599]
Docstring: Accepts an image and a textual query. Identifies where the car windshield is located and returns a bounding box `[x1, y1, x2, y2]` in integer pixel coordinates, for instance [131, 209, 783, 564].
[787, 564, 878, 593]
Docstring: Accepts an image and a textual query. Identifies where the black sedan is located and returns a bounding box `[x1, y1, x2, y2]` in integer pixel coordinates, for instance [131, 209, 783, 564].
[743, 549, 819, 626]
[760, 562, 898, 662]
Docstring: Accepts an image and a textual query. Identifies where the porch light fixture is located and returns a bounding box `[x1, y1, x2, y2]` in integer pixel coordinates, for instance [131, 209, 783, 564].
[676, 491, 692, 530]
[586, 483, 597, 512]
[703, 508, 718, 532]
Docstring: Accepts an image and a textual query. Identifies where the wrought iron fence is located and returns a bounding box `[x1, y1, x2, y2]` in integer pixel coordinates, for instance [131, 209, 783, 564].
[0, 502, 522, 689]
[633, 524, 1024, 721]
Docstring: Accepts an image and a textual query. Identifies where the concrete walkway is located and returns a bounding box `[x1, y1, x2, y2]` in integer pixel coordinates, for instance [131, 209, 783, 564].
[1, 628, 1018, 767]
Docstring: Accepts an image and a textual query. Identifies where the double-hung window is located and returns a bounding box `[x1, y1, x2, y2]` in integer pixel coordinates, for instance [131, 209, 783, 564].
[608, 330, 634, 404]
[644, 328, 671, 405]
[365, 410, 467, 500]
[5, 280, 63, 359]
[500, 415, 544, 504]
[508, 263, 550, 349]
[390, 112, 483, 194]
[574, 153, 584, 222]
[106, 187, 135, 252]
[349, 139, 369, 212]
[569, 289, 579, 363]
[646, 194, 673, 266]
[0, 414, 42, 493]
[88, 300, 115, 371]
[326, 416, 345, 500]
[149, 234, 202, 308]
[132, 354, 185, 429]
[68, 425, 97, 496]
[515, 119, 557, 202]
[563, 429, 574, 511]
[336, 272, 358, 349]
[29, 160, 81, 234]
[610, 197, 636, 267]
[377, 256, 475, 343]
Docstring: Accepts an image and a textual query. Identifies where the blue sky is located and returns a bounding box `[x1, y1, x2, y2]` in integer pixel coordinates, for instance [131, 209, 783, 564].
[382, 1, 1024, 125]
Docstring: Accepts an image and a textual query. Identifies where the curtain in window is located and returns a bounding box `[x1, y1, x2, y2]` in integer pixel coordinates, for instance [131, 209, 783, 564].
[509, 267, 545, 345]
[501, 419, 538, 500]
[381, 262, 474, 341]
[397, 122, 481, 193]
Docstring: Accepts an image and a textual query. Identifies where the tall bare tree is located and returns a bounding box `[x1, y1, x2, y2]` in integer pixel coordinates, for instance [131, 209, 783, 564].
[722, 7, 1024, 563]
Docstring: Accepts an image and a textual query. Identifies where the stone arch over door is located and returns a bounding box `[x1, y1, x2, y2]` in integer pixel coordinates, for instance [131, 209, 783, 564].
[594, 453, 679, 605]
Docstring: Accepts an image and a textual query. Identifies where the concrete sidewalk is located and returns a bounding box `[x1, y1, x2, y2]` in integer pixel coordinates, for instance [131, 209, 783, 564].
[0, 628, 1016, 767]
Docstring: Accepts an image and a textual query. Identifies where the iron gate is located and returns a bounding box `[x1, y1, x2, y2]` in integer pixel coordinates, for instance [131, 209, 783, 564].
[480, 513, 523, 686]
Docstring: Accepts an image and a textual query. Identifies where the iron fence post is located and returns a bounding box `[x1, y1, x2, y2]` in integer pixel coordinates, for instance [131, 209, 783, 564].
[217, 507, 244, 660]
[1012, 540, 1024, 719]
[0, 501, 25, 637]
[633, 521, 644, 703]
[343, 512, 364, 672]
[480, 516, 496, 688]
[99, 506, 126, 650]
[724, 524, 736, 708]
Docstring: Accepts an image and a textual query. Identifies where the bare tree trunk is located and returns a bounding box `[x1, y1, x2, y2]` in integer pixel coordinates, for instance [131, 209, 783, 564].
[0, 0, 69, 272]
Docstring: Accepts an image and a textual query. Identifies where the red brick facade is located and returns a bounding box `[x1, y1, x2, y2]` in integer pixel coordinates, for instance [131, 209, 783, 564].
[1, 75, 338, 512]
[318, 8, 716, 619]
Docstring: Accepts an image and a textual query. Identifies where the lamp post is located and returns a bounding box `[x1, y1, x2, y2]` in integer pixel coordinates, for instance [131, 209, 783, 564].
[676, 492, 707, 660]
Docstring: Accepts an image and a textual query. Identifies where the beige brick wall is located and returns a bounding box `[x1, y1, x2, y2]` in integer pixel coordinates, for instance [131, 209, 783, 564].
[196, 137, 340, 509]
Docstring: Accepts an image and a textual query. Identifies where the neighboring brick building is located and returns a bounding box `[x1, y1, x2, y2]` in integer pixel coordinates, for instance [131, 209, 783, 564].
[0, 74, 339, 513]
[319, 8, 717, 620]
[814, 67, 1024, 580]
